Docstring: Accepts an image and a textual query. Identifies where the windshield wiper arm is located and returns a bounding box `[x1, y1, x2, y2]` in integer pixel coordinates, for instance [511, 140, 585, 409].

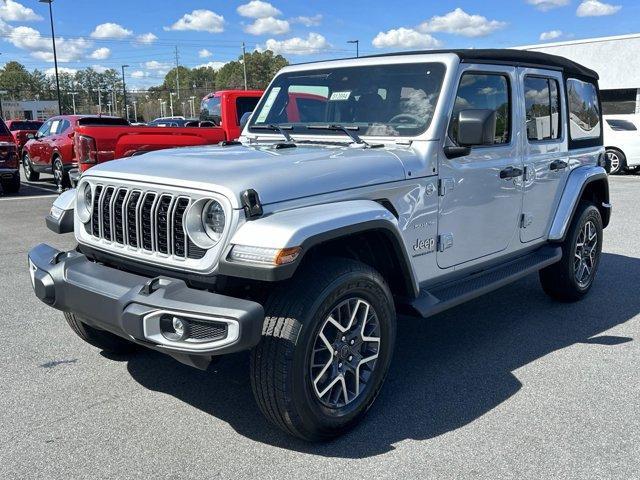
[306, 124, 366, 145]
[252, 124, 294, 143]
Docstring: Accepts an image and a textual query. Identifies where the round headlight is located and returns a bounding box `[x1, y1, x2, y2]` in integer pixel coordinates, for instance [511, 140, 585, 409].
[202, 200, 226, 242]
[77, 182, 92, 223]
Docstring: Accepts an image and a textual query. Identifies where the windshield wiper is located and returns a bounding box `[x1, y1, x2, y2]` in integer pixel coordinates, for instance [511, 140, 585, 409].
[306, 124, 367, 146]
[251, 124, 295, 143]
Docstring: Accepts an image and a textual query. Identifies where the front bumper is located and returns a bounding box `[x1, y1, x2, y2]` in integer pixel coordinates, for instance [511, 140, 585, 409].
[0, 167, 18, 179]
[28, 243, 264, 368]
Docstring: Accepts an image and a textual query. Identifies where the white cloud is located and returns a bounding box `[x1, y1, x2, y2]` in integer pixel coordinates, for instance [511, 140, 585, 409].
[418, 8, 506, 37]
[526, 0, 570, 11]
[7, 25, 91, 62]
[144, 60, 172, 70]
[90, 22, 132, 39]
[165, 9, 224, 33]
[131, 70, 148, 79]
[45, 67, 77, 77]
[136, 32, 158, 45]
[237, 1, 281, 18]
[199, 48, 213, 58]
[0, 0, 41, 21]
[245, 17, 290, 35]
[291, 14, 323, 27]
[539, 30, 563, 40]
[89, 47, 111, 60]
[372, 28, 442, 49]
[260, 33, 329, 55]
[195, 61, 227, 71]
[576, 0, 621, 16]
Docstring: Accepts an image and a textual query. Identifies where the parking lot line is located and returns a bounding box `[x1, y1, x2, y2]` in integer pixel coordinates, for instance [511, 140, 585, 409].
[0, 193, 58, 201]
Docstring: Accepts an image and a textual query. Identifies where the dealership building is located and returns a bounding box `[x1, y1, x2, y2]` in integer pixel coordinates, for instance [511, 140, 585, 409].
[0, 100, 58, 121]
[518, 33, 640, 115]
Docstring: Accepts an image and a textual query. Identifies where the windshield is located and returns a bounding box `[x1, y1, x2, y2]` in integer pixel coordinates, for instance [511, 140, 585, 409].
[249, 63, 446, 138]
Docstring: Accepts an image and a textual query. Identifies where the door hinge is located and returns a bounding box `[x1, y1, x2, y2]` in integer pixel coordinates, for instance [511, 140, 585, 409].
[438, 233, 454, 252]
[438, 178, 455, 196]
[521, 213, 533, 229]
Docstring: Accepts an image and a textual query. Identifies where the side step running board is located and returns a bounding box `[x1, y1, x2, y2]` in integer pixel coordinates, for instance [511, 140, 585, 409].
[410, 246, 562, 318]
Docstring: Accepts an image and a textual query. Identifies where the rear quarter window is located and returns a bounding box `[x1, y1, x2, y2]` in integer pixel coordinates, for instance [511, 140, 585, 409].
[567, 78, 601, 141]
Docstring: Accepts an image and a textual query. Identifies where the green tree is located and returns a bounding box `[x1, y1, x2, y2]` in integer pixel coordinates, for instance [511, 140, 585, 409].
[215, 50, 288, 90]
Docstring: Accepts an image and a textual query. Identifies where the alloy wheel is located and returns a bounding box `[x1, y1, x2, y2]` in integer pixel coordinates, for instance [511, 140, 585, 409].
[23, 157, 32, 177]
[310, 297, 381, 409]
[574, 220, 598, 288]
[606, 151, 620, 174]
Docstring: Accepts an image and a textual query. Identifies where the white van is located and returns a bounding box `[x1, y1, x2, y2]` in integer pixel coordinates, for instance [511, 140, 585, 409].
[603, 114, 640, 174]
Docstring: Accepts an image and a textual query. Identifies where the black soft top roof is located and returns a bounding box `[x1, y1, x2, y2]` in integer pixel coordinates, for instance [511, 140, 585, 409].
[363, 48, 599, 81]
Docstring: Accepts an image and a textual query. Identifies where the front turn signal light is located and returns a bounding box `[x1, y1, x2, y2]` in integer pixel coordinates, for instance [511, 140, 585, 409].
[229, 245, 301, 266]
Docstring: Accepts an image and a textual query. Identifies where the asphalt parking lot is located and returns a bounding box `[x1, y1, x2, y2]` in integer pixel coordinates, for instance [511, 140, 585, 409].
[1, 173, 638, 479]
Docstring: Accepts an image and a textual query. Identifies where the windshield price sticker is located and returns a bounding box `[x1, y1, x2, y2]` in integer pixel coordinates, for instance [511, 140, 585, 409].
[329, 91, 351, 101]
[255, 87, 281, 123]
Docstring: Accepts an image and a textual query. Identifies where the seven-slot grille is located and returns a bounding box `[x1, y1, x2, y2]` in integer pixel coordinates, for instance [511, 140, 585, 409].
[89, 185, 205, 260]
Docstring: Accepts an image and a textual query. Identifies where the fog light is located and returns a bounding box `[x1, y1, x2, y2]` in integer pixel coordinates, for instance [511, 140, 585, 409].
[160, 314, 188, 341]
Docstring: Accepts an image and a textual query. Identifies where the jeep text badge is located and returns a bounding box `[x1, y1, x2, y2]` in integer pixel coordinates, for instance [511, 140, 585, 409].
[413, 237, 436, 256]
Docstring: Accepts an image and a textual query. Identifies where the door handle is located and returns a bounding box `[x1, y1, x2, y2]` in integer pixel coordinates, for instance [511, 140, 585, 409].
[499, 166, 523, 179]
[549, 159, 568, 171]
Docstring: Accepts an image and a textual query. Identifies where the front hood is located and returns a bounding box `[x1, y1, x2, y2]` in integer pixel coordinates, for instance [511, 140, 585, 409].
[84, 143, 408, 207]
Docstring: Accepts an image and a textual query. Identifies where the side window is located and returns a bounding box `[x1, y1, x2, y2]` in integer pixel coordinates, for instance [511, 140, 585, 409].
[567, 78, 601, 140]
[235, 97, 260, 125]
[524, 76, 561, 141]
[449, 73, 511, 145]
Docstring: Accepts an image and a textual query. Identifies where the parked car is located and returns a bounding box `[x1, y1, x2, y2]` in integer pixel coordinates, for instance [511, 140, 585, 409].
[603, 114, 640, 174]
[70, 90, 263, 184]
[22, 115, 129, 190]
[0, 118, 19, 194]
[30, 50, 610, 441]
[5, 119, 43, 150]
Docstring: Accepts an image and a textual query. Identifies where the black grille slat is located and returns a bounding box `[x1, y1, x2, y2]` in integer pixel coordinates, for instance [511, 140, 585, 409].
[126, 191, 141, 247]
[173, 198, 189, 258]
[188, 320, 228, 341]
[141, 193, 156, 251]
[113, 190, 127, 244]
[91, 185, 103, 236]
[101, 187, 115, 241]
[156, 195, 172, 254]
[187, 239, 207, 259]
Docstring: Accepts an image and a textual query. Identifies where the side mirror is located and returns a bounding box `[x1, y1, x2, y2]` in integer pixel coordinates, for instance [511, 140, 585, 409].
[456, 109, 497, 147]
[27, 133, 35, 140]
[239, 111, 253, 130]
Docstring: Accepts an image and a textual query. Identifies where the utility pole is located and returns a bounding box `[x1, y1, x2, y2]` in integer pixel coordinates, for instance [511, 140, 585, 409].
[242, 42, 248, 90]
[169, 92, 175, 117]
[69, 91, 77, 114]
[175, 46, 180, 99]
[121, 64, 129, 120]
[347, 39, 359, 58]
[40, 0, 62, 114]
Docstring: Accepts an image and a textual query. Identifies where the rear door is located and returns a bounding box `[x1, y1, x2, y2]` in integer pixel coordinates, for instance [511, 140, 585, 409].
[437, 66, 524, 269]
[519, 68, 569, 242]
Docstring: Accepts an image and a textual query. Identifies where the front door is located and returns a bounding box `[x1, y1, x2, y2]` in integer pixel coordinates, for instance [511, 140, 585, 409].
[437, 66, 524, 269]
[519, 68, 569, 242]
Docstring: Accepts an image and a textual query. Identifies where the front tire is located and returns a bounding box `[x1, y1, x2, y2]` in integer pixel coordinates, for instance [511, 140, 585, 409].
[22, 154, 39, 181]
[540, 201, 603, 302]
[64, 312, 139, 354]
[250, 258, 396, 441]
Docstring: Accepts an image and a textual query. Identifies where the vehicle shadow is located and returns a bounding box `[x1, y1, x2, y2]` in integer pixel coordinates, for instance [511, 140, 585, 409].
[125, 252, 638, 457]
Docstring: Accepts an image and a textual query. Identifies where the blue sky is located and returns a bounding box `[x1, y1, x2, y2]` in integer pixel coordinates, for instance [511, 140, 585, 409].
[0, 0, 638, 89]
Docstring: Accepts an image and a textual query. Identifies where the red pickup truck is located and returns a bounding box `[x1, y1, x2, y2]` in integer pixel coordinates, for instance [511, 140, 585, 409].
[72, 90, 263, 184]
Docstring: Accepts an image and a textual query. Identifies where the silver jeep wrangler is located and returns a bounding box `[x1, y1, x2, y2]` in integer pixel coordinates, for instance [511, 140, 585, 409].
[29, 49, 610, 441]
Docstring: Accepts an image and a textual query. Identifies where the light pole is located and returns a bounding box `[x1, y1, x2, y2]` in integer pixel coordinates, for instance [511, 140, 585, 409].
[190, 95, 195, 118]
[69, 91, 77, 114]
[97, 85, 102, 114]
[347, 39, 359, 58]
[169, 92, 175, 117]
[0, 90, 7, 119]
[157, 98, 162, 118]
[121, 64, 129, 119]
[107, 102, 112, 115]
[132, 100, 137, 122]
[40, 0, 62, 114]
